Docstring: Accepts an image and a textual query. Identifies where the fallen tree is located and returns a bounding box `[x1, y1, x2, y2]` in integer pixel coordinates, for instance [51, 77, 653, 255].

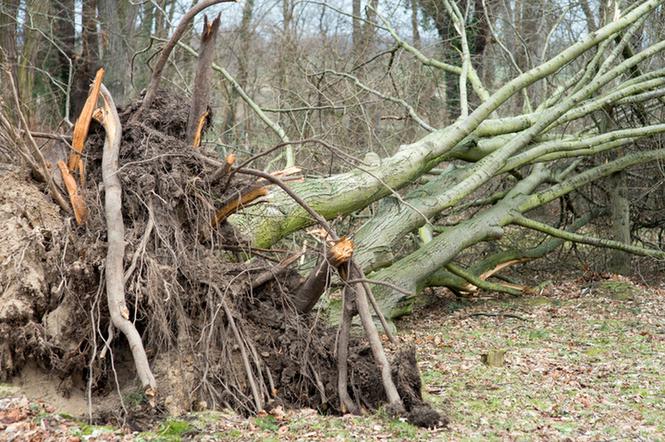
[0, 0, 664, 430]
[229, 0, 665, 318]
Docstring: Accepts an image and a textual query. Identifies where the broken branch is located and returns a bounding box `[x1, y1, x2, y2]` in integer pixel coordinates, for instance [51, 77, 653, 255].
[212, 185, 269, 227]
[56, 160, 88, 225]
[68, 67, 104, 172]
[292, 237, 354, 313]
[136, 0, 236, 119]
[186, 13, 220, 147]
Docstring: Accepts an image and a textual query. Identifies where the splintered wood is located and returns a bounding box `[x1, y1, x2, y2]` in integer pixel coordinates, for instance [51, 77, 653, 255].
[68, 68, 105, 172]
[212, 186, 269, 226]
[56, 160, 87, 225]
[292, 237, 355, 314]
[328, 237, 354, 267]
[191, 110, 209, 148]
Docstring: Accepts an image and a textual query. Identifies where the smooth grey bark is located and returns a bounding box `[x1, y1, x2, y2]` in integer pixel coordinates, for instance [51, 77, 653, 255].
[230, 0, 662, 248]
[608, 170, 632, 274]
[368, 165, 550, 318]
[370, 148, 665, 318]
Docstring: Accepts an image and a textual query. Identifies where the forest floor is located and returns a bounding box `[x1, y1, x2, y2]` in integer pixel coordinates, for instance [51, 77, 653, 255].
[1, 273, 664, 441]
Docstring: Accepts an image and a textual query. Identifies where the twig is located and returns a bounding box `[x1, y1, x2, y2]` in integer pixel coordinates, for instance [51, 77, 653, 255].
[467, 312, 528, 321]
[124, 205, 155, 283]
[220, 293, 263, 411]
[345, 278, 413, 296]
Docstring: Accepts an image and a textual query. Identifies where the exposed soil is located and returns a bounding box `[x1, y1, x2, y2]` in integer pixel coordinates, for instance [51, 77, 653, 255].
[0, 91, 442, 429]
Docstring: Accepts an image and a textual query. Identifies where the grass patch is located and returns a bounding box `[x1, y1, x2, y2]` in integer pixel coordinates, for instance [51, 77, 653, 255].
[253, 415, 279, 432]
[153, 418, 195, 441]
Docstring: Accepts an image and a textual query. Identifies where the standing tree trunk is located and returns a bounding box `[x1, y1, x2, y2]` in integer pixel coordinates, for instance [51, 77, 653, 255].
[608, 170, 632, 274]
[0, 0, 19, 117]
[51, 0, 76, 120]
[71, 0, 101, 117]
[18, 0, 49, 121]
[98, 0, 134, 104]
[222, 0, 254, 145]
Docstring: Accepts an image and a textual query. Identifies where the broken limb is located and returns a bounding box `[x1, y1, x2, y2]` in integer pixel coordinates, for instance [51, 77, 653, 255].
[98, 83, 156, 392]
[56, 160, 88, 225]
[207, 153, 236, 185]
[136, 0, 236, 119]
[250, 251, 304, 289]
[212, 185, 269, 227]
[68, 67, 105, 172]
[186, 14, 220, 146]
[169, 39, 294, 166]
[292, 237, 354, 314]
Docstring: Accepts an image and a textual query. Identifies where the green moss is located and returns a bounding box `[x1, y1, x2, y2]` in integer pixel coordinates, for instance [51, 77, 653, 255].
[253, 415, 279, 432]
[527, 328, 550, 340]
[217, 429, 243, 439]
[155, 418, 195, 441]
[595, 280, 642, 300]
[70, 423, 114, 437]
[124, 389, 147, 407]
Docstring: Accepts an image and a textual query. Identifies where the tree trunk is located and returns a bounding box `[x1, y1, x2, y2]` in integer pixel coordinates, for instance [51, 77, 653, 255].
[0, 0, 19, 117]
[222, 0, 254, 145]
[71, 0, 101, 118]
[608, 171, 632, 274]
[98, 0, 134, 104]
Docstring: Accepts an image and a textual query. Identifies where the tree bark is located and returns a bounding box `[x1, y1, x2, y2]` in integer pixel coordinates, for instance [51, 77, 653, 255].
[0, 0, 19, 116]
[186, 14, 220, 146]
[98, 0, 134, 104]
[608, 171, 632, 274]
[98, 83, 156, 391]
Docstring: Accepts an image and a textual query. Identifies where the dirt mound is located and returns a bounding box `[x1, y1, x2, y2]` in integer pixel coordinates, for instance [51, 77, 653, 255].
[0, 166, 66, 381]
[0, 92, 444, 428]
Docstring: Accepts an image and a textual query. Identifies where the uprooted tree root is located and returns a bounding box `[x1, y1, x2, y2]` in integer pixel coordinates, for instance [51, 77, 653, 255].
[0, 91, 446, 428]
